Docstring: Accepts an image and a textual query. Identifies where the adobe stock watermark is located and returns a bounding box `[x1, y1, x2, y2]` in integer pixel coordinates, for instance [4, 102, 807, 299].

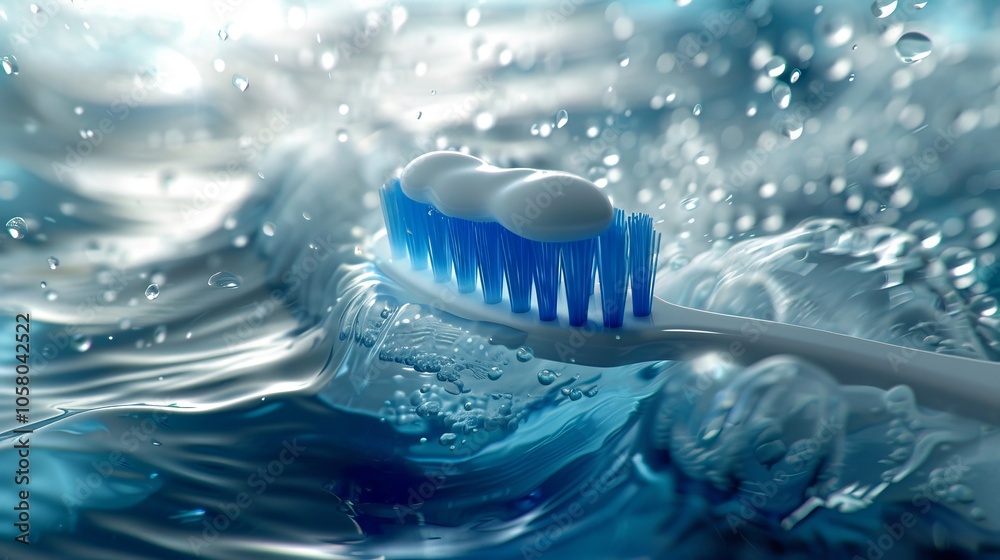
[181, 107, 293, 222]
[543, 0, 593, 28]
[726, 413, 843, 533]
[51, 70, 166, 183]
[222, 230, 341, 349]
[390, 74, 498, 181]
[520, 452, 632, 559]
[60, 411, 171, 509]
[6, 0, 71, 56]
[674, 7, 743, 71]
[392, 415, 509, 525]
[30, 267, 131, 375]
[725, 81, 834, 190]
[188, 438, 307, 556]
[335, 1, 401, 65]
[853, 455, 967, 560]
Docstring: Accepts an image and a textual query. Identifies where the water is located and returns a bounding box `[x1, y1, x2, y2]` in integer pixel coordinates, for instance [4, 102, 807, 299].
[1, 1, 1000, 559]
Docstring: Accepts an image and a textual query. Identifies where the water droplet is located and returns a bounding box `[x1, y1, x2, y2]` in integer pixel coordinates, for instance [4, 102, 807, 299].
[618, 54, 630, 67]
[584, 387, 599, 398]
[680, 196, 700, 211]
[848, 73, 856, 81]
[39, 281, 46, 289]
[907, 220, 942, 249]
[474, 112, 495, 130]
[746, 102, 758, 117]
[872, 0, 898, 17]
[970, 295, 998, 317]
[47, 256, 59, 269]
[912, 1, 927, 9]
[555, 109, 569, 129]
[694, 151, 710, 165]
[568, 388, 583, 400]
[336, 129, 349, 142]
[692, 104, 702, 116]
[465, 7, 481, 27]
[71, 334, 92, 352]
[439, 432, 457, 445]
[262, 222, 276, 236]
[515, 346, 534, 362]
[45, 290, 58, 301]
[873, 160, 903, 187]
[487, 368, 503, 381]
[790, 68, 801, 83]
[145, 284, 160, 300]
[947, 484, 974, 503]
[775, 114, 803, 139]
[895, 32, 932, 64]
[821, 15, 854, 47]
[941, 248, 976, 277]
[232, 74, 249, 91]
[154, 325, 168, 343]
[6, 217, 26, 239]
[537, 369, 558, 385]
[2, 55, 19, 76]
[208, 271, 242, 289]
[772, 82, 791, 109]
[218, 28, 229, 41]
[764, 56, 786, 77]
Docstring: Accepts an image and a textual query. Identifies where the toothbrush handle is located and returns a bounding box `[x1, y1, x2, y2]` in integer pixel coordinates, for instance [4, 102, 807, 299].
[373, 243, 1000, 424]
[526, 301, 1000, 425]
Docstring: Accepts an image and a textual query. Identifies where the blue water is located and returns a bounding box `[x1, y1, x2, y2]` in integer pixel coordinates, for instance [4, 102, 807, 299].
[2, 0, 1000, 558]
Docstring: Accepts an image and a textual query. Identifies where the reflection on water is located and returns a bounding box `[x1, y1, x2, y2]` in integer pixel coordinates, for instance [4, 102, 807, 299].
[1, 1, 1000, 558]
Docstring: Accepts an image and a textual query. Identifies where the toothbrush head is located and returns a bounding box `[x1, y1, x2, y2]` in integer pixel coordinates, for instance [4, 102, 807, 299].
[377, 152, 661, 328]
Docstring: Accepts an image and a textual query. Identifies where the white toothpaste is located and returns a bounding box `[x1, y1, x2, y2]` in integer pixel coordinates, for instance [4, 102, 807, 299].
[399, 151, 613, 242]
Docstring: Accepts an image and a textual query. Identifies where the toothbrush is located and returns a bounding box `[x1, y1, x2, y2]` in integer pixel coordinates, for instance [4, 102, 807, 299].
[372, 151, 1000, 425]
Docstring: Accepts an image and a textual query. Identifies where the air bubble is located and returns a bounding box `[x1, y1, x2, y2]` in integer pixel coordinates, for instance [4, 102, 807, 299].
[537, 369, 558, 385]
[47, 256, 59, 269]
[515, 346, 534, 362]
[145, 284, 160, 300]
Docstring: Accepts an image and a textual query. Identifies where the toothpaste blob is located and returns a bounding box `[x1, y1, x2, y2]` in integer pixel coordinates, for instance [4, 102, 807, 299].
[399, 151, 614, 242]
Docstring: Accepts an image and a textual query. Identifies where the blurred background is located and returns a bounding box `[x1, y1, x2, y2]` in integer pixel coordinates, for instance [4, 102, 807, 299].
[1, 0, 1000, 558]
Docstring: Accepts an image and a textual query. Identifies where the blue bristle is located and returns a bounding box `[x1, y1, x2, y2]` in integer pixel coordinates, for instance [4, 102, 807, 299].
[378, 180, 408, 260]
[561, 238, 596, 327]
[628, 213, 660, 317]
[399, 191, 430, 270]
[474, 222, 505, 304]
[379, 177, 662, 327]
[426, 209, 453, 283]
[598, 209, 629, 328]
[532, 241, 561, 321]
[448, 218, 478, 293]
[500, 229, 534, 313]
